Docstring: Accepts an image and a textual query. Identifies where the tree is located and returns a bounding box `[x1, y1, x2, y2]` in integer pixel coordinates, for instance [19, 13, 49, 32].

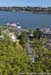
[32, 39, 48, 58]
[0, 31, 30, 74]
[19, 32, 27, 48]
[31, 39, 51, 73]
[33, 28, 42, 39]
[28, 29, 33, 35]
[0, 26, 51, 74]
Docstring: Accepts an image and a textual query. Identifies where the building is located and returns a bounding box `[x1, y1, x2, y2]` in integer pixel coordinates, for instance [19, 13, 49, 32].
[41, 28, 51, 39]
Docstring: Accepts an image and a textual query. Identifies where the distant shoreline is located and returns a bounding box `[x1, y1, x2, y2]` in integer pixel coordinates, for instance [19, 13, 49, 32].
[0, 7, 51, 14]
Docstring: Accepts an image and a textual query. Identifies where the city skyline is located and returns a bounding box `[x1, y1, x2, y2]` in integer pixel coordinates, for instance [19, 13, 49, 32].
[0, 0, 51, 7]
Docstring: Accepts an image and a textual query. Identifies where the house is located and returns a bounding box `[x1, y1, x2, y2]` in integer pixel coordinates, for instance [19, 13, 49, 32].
[41, 28, 51, 39]
[40, 28, 51, 49]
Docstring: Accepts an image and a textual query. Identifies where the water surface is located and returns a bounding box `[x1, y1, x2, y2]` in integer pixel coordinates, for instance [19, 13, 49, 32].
[0, 11, 51, 29]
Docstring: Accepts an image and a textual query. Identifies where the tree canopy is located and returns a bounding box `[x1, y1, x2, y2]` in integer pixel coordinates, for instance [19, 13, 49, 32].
[0, 26, 51, 74]
[33, 28, 42, 39]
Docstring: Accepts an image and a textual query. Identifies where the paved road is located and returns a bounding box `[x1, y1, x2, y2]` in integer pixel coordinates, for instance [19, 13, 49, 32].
[26, 37, 35, 63]
[26, 42, 33, 55]
[26, 37, 33, 54]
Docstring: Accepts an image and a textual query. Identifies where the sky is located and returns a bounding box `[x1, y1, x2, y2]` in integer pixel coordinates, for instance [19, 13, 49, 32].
[0, 0, 51, 7]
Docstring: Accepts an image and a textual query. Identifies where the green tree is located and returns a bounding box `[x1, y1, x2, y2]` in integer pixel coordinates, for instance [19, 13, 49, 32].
[33, 28, 42, 39]
[0, 32, 30, 74]
[19, 32, 27, 48]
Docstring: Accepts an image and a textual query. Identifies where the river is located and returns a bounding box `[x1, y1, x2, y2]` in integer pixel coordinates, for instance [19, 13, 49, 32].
[0, 11, 51, 29]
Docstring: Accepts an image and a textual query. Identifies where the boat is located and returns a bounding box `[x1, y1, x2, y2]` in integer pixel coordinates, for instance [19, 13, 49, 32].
[6, 23, 22, 29]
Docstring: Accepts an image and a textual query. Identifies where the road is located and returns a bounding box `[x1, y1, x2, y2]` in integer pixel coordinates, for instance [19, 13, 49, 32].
[26, 37, 35, 63]
[26, 42, 33, 55]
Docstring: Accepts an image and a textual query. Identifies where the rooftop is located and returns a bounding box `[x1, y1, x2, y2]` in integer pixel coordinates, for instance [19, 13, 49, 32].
[41, 28, 51, 34]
